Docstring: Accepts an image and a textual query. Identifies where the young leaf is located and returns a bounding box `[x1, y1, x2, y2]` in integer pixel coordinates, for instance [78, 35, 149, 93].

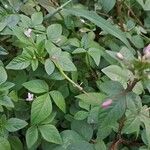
[5, 118, 28, 132]
[44, 59, 55, 75]
[39, 124, 62, 144]
[31, 94, 52, 125]
[88, 48, 101, 66]
[50, 90, 66, 113]
[26, 126, 38, 149]
[23, 79, 49, 93]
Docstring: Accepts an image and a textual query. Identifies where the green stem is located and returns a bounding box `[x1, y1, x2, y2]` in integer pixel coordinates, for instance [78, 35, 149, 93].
[55, 62, 83, 91]
[44, 0, 72, 20]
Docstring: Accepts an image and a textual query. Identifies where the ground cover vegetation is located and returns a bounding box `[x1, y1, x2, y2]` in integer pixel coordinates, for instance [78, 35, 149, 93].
[0, 0, 150, 149]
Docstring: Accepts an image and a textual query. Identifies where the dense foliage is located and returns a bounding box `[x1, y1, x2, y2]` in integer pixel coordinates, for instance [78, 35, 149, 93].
[0, 0, 150, 149]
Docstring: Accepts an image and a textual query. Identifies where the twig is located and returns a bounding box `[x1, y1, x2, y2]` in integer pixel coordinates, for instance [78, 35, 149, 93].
[116, 0, 125, 31]
[124, 2, 143, 27]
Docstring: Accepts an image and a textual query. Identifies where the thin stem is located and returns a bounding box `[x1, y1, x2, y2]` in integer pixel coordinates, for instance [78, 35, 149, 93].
[44, 0, 72, 20]
[53, 61, 102, 103]
[54, 62, 83, 91]
[124, 2, 143, 27]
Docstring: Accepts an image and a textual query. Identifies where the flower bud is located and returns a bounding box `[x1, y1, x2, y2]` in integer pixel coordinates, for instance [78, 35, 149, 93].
[24, 28, 32, 38]
[116, 52, 124, 60]
[143, 44, 150, 59]
[101, 99, 112, 109]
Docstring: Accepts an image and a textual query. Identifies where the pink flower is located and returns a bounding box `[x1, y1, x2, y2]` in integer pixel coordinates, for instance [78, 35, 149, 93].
[101, 99, 112, 109]
[26, 92, 34, 101]
[143, 44, 150, 59]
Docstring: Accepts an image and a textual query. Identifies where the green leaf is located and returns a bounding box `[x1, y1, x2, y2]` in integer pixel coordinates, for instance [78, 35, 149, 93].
[119, 46, 135, 61]
[94, 140, 106, 150]
[50, 90, 66, 113]
[74, 111, 89, 120]
[64, 8, 131, 48]
[57, 53, 77, 72]
[97, 80, 124, 96]
[5, 118, 28, 132]
[133, 81, 144, 95]
[76, 92, 106, 105]
[0, 46, 8, 55]
[0, 96, 14, 108]
[44, 59, 55, 75]
[0, 137, 11, 150]
[123, 110, 140, 135]
[102, 65, 131, 87]
[6, 55, 30, 70]
[67, 141, 95, 150]
[8, 0, 23, 11]
[9, 136, 23, 150]
[0, 22, 6, 32]
[5, 14, 20, 29]
[87, 106, 99, 124]
[0, 82, 14, 91]
[26, 126, 38, 149]
[136, 0, 150, 11]
[71, 120, 93, 141]
[31, 59, 38, 71]
[31, 94, 52, 124]
[130, 35, 144, 49]
[45, 40, 62, 57]
[72, 48, 86, 54]
[23, 79, 49, 93]
[106, 47, 135, 62]
[139, 106, 150, 147]
[47, 24, 62, 42]
[0, 66, 7, 85]
[99, 0, 116, 12]
[98, 96, 126, 139]
[88, 48, 101, 66]
[39, 124, 62, 144]
[12, 27, 32, 45]
[52, 130, 84, 149]
[31, 12, 43, 26]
